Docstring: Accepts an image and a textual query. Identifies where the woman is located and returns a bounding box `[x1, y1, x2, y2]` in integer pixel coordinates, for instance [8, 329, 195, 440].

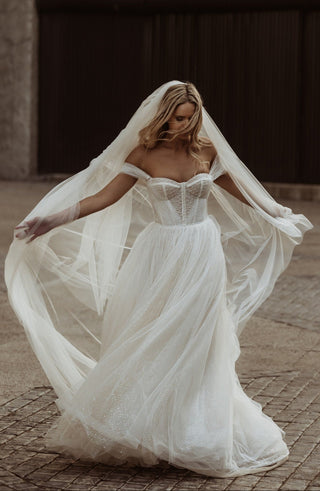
[6, 81, 312, 477]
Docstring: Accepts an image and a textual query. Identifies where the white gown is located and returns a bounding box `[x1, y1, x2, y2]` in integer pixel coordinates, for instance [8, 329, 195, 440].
[45, 161, 289, 477]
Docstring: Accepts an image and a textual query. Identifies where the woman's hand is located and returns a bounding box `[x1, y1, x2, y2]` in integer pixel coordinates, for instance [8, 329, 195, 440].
[14, 203, 81, 243]
[15, 217, 55, 243]
[14, 172, 138, 244]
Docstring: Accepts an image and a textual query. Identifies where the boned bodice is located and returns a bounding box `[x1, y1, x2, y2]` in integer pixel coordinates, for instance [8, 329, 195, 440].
[120, 157, 225, 226]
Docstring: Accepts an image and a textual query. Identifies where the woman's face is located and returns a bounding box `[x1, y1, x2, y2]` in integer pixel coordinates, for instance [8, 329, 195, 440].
[167, 102, 196, 139]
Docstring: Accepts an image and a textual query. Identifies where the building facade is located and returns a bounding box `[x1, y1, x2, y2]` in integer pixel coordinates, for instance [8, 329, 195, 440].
[0, 0, 319, 184]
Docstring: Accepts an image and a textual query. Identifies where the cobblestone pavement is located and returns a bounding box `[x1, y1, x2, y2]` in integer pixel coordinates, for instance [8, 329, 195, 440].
[1, 372, 320, 491]
[257, 274, 320, 331]
[1, 187, 320, 491]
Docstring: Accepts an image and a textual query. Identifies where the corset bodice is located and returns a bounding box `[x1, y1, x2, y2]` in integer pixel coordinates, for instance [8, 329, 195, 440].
[146, 175, 212, 225]
[120, 157, 225, 226]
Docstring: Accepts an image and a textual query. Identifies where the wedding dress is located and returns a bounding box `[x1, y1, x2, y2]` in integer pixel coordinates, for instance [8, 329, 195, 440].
[5, 80, 312, 478]
[43, 158, 290, 477]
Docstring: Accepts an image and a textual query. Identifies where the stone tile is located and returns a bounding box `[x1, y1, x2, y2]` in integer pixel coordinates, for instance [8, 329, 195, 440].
[1, 381, 320, 490]
[280, 478, 309, 490]
[226, 474, 261, 489]
[253, 476, 286, 489]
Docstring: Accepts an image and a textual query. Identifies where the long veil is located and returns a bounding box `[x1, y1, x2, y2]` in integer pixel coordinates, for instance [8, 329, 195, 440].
[4, 80, 312, 410]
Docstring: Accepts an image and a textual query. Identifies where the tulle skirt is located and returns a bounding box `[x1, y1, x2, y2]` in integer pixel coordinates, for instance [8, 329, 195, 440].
[45, 215, 289, 477]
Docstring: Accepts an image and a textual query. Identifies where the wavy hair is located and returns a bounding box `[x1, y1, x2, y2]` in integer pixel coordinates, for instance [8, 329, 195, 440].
[139, 82, 213, 168]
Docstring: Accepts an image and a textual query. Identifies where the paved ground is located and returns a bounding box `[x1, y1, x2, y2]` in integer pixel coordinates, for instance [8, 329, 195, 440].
[0, 181, 319, 490]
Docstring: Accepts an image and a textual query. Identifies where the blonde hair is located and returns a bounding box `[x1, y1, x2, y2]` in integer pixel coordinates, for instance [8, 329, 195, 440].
[139, 82, 212, 168]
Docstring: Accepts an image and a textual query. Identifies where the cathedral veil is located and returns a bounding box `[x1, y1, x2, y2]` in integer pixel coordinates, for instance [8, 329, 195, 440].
[4, 80, 312, 409]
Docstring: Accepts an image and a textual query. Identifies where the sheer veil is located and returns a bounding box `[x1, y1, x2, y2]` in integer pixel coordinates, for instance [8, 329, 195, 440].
[4, 80, 312, 409]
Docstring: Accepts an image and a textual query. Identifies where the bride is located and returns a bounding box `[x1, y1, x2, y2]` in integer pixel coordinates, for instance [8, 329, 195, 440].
[6, 80, 312, 478]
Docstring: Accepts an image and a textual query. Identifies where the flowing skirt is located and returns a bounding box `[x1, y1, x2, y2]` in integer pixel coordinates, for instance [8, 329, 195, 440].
[45, 216, 289, 477]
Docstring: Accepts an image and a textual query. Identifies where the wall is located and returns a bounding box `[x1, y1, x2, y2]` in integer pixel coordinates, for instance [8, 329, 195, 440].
[0, 0, 38, 179]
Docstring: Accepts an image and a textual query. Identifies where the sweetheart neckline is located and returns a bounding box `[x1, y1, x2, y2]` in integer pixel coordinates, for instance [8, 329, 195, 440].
[122, 154, 219, 185]
[146, 172, 212, 185]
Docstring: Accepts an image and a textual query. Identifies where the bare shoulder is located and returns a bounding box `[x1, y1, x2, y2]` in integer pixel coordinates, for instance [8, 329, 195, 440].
[200, 137, 217, 158]
[125, 144, 147, 169]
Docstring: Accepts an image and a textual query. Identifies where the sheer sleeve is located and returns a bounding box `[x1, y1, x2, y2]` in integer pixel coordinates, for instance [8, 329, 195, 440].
[120, 162, 151, 181]
[209, 155, 226, 181]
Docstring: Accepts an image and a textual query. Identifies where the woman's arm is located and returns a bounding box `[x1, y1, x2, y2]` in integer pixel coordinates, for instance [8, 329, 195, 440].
[15, 144, 146, 242]
[78, 143, 146, 218]
[15, 173, 138, 242]
[205, 139, 252, 207]
[214, 173, 252, 207]
[77, 173, 137, 219]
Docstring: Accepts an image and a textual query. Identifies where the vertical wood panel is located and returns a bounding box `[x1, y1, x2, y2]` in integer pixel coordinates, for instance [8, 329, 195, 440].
[228, 11, 301, 182]
[302, 12, 320, 183]
[38, 5, 320, 184]
[39, 12, 146, 173]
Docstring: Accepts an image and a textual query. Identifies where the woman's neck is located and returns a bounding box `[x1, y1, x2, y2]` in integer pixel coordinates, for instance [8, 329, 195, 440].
[160, 136, 190, 152]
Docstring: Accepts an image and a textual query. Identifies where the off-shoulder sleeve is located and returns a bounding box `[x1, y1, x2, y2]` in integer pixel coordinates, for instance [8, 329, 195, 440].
[209, 155, 226, 181]
[120, 162, 151, 181]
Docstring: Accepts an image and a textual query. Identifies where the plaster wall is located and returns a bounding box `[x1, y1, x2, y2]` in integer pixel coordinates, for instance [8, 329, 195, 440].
[0, 0, 38, 179]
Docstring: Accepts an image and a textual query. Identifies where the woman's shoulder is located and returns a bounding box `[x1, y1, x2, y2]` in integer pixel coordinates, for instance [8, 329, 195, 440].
[200, 137, 217, 152]
[199, 137, 218, 166]
[125, 144, 164, 173]
[122, 145, 152, 180]
[125, 144, 147, 168]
